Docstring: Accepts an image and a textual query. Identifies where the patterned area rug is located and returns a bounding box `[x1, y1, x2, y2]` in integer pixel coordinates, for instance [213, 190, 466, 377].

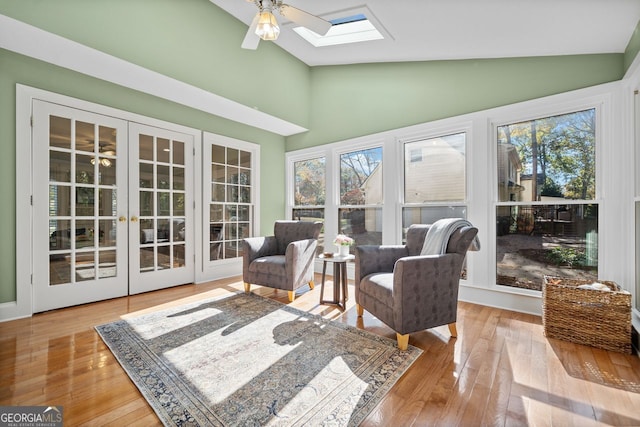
[96, 293, 422, 426]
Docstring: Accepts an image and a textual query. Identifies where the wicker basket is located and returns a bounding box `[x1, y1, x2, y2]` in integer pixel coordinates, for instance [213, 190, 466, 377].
[542, 276, 632, 354]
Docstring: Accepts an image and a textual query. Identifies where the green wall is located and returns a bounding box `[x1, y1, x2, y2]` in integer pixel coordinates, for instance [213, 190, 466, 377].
[0, 2, 636, 305]
[287, 54, 625, 150]
[0, 48, 287, 303]
[0, 0, 309, 304]
[0, 0, 311, 127]
[625, 20, 640, 72]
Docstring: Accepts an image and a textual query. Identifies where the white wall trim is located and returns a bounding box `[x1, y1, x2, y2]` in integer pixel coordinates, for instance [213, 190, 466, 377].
[0, 14, 307, 137]
[198, 132, 260, 283]
[9, 84, 34, 321]
[459, 283, 542, 316]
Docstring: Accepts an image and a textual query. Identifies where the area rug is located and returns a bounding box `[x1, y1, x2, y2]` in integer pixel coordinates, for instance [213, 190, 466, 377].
[95, 292, 422, 426]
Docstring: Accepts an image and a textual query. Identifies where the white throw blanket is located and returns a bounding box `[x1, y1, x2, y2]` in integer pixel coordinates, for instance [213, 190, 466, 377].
[420, 218, 480, 256]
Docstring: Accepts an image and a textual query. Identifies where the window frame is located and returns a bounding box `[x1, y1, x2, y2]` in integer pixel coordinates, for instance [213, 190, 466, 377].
[398, 124, 471, 238]
[202, 132, 260, 273]
[285, 83, 623, 315]
[491, 101, 604, 294]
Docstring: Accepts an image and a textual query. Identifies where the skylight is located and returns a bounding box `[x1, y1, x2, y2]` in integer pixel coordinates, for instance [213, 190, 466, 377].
[293, 13, 384, 47]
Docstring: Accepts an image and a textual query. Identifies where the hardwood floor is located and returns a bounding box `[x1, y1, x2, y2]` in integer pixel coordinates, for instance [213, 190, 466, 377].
[1, 275, 639, 426]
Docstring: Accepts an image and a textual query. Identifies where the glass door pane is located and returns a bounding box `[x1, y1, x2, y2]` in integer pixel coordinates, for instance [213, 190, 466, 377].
[33, 101, 128, 312]
[129, 124, 194, 294]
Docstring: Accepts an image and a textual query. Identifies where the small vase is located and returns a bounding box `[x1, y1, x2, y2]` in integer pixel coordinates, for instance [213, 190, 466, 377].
[338, 245, 350, 256]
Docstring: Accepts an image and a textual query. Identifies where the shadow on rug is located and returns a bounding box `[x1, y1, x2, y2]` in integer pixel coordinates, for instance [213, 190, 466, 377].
[96, 292, 422, 426]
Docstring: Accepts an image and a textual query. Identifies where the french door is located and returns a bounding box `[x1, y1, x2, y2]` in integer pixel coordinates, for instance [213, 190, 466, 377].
[128, 123, 194, 294]
[32, 101, 194, 312]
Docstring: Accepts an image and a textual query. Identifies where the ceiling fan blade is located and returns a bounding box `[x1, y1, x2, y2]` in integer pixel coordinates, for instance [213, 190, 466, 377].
[279, 4, 331, 36]
[241, 13, 261, 50]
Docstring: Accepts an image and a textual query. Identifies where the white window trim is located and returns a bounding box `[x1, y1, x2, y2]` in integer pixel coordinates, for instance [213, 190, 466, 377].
[200, 132, 260, 283]
[285, 81, 628, 317]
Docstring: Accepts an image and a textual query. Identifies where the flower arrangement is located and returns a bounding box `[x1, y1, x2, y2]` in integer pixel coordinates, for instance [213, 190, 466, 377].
[333, 234, 354, 246]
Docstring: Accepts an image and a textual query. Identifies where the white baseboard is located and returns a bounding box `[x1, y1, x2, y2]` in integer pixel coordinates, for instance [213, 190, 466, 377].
[459, 283, 542, 316]
[0, 300, 31, 322]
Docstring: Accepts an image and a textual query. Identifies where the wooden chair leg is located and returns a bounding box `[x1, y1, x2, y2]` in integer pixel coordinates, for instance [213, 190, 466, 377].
[287, 291, 295, 302]
[356, 304, 364, 317]
[244, 282, 251, 293]
[448, 322, 458, 337]
[309, 281, 315, 290]
[396, 333, 409, 351]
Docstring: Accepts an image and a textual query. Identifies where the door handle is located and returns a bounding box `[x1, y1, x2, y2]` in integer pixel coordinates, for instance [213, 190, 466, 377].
[119, 216, 127, 223]
[131, 216, 139, 222]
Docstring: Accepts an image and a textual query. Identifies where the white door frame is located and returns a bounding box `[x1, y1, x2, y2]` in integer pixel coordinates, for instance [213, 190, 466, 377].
[9, 84, 203, 320]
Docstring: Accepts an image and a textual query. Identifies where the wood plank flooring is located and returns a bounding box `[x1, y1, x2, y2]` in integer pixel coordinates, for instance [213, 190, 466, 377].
[1, 275, 639, 426]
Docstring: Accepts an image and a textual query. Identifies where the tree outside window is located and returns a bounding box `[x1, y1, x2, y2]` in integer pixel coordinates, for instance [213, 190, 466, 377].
[496, 108, 597, 290]
[338, 147, 383, 250]
[293, 157, 325, 252]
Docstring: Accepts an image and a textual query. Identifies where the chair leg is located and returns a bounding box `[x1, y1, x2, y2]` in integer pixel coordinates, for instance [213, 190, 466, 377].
[244, 282, 251, 293]
[448, 322, 458, 337]
[287, 291, 295, 302]
[309, 281, 315, 290]
[396, 333, 409, 351]
[356, 304, 364, 317]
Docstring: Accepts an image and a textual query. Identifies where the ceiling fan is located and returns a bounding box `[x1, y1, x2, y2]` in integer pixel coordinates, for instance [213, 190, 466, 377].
[241, 0, 331, 50]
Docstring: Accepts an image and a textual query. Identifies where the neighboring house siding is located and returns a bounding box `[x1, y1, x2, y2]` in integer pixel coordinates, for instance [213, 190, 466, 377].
[404, 141, 465, 203]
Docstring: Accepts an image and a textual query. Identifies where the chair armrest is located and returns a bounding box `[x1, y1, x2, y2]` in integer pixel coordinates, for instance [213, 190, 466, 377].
[355, 245, 408, 285]
[285, 238, 318, 277]
[243, 236, 278, 264]
[392, 253, 464, 329]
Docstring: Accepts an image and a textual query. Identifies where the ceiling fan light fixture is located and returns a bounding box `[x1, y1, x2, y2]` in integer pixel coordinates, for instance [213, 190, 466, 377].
[255, 10, 280, 41]
[90, 157, 112, 167]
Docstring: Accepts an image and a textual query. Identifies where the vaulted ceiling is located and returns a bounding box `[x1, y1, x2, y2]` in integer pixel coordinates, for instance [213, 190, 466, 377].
[210, 0, 640, 66]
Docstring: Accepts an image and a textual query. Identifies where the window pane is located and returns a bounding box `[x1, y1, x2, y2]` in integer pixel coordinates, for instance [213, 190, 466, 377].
[50, 116, 71, 149]
[497, 109, 595, 202]
[340, 148, 382, 205]
[496, 204, 598, 291]
[402, 206, 467, 236]
[404, 133, 465, 202]
[338, 208, 381, 252]
[294, 157, 325, 206]
[75, 121, 94, 153]
[209, 143, 255, 261]
[293, 208, 325, 254]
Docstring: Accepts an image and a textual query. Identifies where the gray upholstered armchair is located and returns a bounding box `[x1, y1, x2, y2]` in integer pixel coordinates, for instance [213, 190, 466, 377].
[243, 220, 323, 302]
[355, 223, 478, 350]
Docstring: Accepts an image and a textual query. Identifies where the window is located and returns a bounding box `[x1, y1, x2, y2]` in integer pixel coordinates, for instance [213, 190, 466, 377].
[338, 147, 383, 250]
[402, 132, 468, 276]
[209, 143, 254, 261]
[293, 11, 385, 47]
[402, 132, 467, 233]
[496, 108, 597, 290]
[292, 157, 326, 253]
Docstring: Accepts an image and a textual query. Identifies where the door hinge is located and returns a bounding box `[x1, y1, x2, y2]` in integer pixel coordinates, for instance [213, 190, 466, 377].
[193, 147, 196, 156]
[30, 115, 33, 127]
[30, 195, 33, 206]
[193, 201, 196, 209]
[30, 274, 33, 284]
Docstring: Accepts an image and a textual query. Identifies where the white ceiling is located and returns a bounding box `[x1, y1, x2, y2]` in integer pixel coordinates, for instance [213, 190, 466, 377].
[209, 0, 640, 66]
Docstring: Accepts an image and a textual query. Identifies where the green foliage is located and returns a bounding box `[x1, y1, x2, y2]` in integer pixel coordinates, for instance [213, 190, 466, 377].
[498, 109, 595, 201]
[540, 177, 563, 197]
[546, 246, 587, 267]
[294, 158, 325, 205]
